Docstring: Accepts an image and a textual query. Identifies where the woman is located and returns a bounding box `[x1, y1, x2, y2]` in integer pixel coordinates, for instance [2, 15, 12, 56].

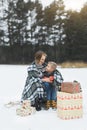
[21, 50, 47, 111]
[21, 50, 63, 111]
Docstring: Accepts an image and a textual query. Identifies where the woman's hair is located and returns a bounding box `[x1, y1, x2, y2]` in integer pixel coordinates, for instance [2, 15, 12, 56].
[35, 50, 47, 63]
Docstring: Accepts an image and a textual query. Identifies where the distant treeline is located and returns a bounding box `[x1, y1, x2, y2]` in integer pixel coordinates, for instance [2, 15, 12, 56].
[0, 44, 86, 64]
[0, 0, 87, 64]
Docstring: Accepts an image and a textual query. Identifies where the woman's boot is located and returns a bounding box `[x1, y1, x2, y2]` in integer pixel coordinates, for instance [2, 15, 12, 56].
[35, 98, 41, 111]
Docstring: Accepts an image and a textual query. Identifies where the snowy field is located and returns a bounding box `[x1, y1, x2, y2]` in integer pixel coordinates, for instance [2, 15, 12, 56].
[0, 65, 87, 130]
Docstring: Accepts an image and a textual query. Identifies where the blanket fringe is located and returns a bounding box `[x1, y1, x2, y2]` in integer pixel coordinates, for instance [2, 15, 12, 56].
[4, 101, 21, 108]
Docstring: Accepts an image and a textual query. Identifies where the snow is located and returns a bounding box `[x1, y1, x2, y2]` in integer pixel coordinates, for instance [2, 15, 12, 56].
[0, 65, 87, 130]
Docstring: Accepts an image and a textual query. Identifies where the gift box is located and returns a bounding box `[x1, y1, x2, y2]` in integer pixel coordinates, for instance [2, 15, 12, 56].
[16, 100, 36, 116]
[16, 106, 36, 116]
[57, 92, 83, 120]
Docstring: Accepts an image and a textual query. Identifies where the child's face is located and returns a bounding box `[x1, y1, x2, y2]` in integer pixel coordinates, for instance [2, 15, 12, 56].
[46, 64, 54, 73]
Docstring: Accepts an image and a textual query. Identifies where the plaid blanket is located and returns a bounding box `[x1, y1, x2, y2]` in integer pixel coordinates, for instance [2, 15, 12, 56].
[21, 62, 63, 105]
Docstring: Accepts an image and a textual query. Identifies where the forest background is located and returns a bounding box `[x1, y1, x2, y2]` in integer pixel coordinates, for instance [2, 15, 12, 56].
[0, 0, 87, 65]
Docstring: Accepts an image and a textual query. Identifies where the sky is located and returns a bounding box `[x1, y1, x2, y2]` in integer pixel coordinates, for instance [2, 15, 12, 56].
[40, 0, 87, 11]
[0, 65, 87, 130]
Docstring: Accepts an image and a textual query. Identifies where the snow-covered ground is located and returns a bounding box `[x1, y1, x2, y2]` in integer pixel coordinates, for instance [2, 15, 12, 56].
[0, 65, 87, 130]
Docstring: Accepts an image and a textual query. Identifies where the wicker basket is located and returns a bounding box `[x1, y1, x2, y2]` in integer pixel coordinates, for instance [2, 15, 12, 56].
[61, 82, 81, 93]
